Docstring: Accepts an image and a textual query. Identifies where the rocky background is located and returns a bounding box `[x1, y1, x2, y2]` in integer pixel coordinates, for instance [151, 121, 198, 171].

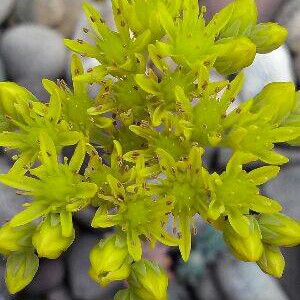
[0, 0, 300, 299]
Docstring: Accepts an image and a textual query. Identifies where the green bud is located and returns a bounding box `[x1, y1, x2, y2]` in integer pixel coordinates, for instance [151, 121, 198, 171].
[32, 214, 74, 259]
[114, 289, 138, 300]
[252, 82, 296, 124]
[0, 82, 36, 119]
[128, 259, 168, 300]
[89, 233, 133, 287]
[223, 216, 263, 262]
[215, 37, 256, 75]
[257, 245, 285, 278]
[258, 213, 300, 247]
[0, 223, 35, 256]
[250, 22, 288, 54]
[220, 0, 258, 38]
[5, 251, 39, 294]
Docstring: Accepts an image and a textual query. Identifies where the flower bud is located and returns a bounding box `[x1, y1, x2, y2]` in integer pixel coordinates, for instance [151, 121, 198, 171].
[220, 0, 258, 38]
[257, 245, 285, 278]
[0, 82, 36, 121]
[128, 259, 168, 300]
[114, 289, 135, 300]
[0, 223, 35, 256]
[223, 216, 263, 262]
[32, 214, 74, 259]
[89, 233, 132, 287]
[252, 82, 295, 124]
[258, 213, 300, 247]
[215, 37, 256, 75]
[250, 22, 288, 54]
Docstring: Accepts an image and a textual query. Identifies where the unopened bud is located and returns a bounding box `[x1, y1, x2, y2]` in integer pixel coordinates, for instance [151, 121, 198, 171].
[0, 82, 36, 122]
[215, 37, 256, 75]
[128, 259, 168, 300]
[252, 82, 295, 124]
[32, 214, 74, 259]
[89, 233, 132, 286]
[250, 22, 288, 54]
[258, 213, 300, 247]
[257, 245, 285, 278]
[223, 216, 263, 262]
[0, 223, 34, 256]
[220, 0, 258, 38]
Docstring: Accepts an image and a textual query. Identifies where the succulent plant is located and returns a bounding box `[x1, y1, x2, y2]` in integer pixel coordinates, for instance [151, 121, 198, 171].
[0, 0, 299, 298]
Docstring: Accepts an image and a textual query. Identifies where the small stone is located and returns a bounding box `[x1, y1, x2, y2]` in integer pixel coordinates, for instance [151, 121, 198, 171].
[168, 279, 190, 300]
[0, 263, 9, 298]
[0, 157, 28, 224]
[68, 234, 122, 300]
[216, 253, 289, 300]
[240, 45, 295, 101]
[17, 76, 49, 102]
[74, 207, 96, 228]
[194, 272, 223, 300]
[280, 247, 300, 300]
[277, 0, 300, 53]
[295, 54, 300, 82]
[263, 163, 300, 219]
[0, 0, 15, 25]
[26, 259, 65, 294]
[15, 0, 83, 37]
[0, 57, 6, 82]
[0, 24, 67, 80]
[56, 0, 86, 37]
[47, 286, 71, 300]
[15, 0, 65, 27]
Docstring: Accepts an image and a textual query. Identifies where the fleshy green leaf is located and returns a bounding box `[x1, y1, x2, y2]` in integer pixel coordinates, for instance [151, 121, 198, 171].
[248, 166, 280, 185]
[10, 203, 49, 227]
[6, 251, 39, 294]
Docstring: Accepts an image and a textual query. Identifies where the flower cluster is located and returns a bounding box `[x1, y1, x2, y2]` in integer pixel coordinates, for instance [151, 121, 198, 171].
[0, 0, 299, 298]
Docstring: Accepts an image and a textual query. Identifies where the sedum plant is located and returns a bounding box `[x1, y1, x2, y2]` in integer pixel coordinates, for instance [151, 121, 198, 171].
[0, 0, 300, 298]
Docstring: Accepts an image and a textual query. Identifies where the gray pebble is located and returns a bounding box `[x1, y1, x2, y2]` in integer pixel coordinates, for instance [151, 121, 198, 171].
[240, 45, 295, 101]
[56, 0, 85, 37]
[0, 263, 9, 298]
[194, 272, 223, 300]
[0, 157, 28, 224]
[68, 234, 121, 300]
[27, 259, 65, 294]
[280, 247, 300, 300]
[216, 254, 289, 300]
[277, 0, 300, 54]
[15, 0, 65, 27]
[17, 76, 49, 102]
[0, 57, 6, 81]
[168, 279, 190, 300]
[74, 207, 96, 228]
[47, 286, 71, 300]
[0, 0, 15, 25]
[0, 24, 67, 80]
[295, 54, 300, 82]
[263, 163, 300, 220]
[15, 0, 83, 37]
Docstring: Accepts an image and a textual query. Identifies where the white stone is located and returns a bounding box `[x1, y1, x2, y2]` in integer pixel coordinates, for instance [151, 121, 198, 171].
[217, 254, 289, 300]
[263, 163, 300, 220]
[0, 0, 15, 24]
[240, 45, 295, 101]
[0, 24, 67, 80]
[0, 157, 27, 224]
